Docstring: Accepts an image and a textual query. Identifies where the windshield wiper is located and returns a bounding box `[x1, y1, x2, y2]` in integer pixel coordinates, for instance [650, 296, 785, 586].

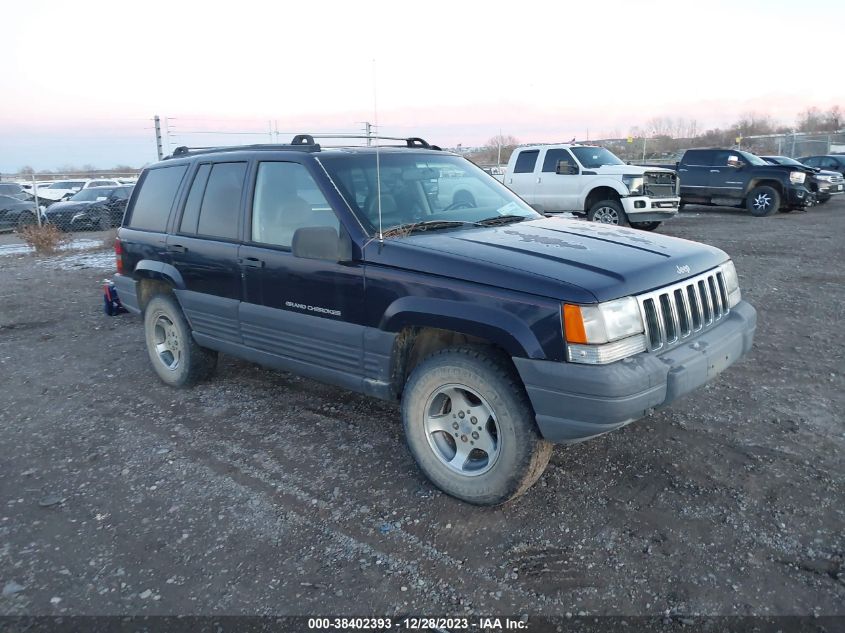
[381, 220, 480, 238]
[477, 214, 530, 226]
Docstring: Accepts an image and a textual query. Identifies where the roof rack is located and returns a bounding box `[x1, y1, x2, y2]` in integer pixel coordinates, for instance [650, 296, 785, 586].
[164, 134, 440, 159]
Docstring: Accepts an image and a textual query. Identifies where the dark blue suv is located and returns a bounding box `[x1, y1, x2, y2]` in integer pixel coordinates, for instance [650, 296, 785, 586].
[113, 135, 757, 505]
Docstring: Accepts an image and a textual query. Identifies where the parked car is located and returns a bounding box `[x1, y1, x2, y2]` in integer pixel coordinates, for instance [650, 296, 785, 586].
[0, 193, 39, 232]
[43, 186, 133, 230]
[113, 136, 756, 506]
[798, 154, 845, 178]
[761, 155, 844, 204]
[669, 149, 813, 216]
[36, 178, 123, 203]
[502, 144, 680, 230]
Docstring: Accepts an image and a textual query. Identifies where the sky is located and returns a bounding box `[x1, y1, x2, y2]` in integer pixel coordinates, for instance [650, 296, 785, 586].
[1, 0, 843, 173]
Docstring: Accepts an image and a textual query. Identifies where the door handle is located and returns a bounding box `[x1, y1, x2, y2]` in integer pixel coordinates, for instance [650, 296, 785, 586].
[678, 168, 688, 172]
[168, 244, 187, 253]
[710, 169, 720, 173]
[239, 257, 264, 268]
[536, 177, 541, 183]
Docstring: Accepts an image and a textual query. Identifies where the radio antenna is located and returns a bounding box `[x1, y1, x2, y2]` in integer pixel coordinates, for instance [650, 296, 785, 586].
[373, 58, 383, 242]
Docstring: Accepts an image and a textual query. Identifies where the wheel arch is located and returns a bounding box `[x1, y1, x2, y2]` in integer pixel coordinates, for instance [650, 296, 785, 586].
[583, 185, 624, 212]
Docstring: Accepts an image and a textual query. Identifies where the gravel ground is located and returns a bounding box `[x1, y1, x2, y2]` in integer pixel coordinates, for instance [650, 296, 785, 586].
[0, 203, 843, 618]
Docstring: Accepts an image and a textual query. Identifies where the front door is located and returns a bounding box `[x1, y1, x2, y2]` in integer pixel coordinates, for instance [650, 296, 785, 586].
[167, 161, 247, 344]
[535, 148, 581, 212]
[710, 151, 749, 198]
[237, 160, 366, 384]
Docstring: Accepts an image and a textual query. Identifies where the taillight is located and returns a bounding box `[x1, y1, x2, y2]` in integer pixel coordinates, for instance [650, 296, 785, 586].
[114, 237, 124, 274]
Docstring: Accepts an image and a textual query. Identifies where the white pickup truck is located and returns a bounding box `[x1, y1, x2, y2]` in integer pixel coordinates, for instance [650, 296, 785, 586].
[498, 144, 681, 230]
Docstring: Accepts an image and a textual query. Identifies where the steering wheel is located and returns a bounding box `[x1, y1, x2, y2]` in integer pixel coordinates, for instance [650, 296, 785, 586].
[443, 200, 476, 212]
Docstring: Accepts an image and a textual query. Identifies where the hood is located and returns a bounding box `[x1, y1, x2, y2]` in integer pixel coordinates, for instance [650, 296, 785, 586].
[366, 217, 728, 303]
[44, 200, 95, 214]
[590, 164, 675, 176]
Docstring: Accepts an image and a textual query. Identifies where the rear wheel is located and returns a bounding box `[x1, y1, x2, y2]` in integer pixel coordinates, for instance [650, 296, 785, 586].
[143, 294, 217, 388]
[97, 212, 111, 231]
[746, 186, 780, 217]
[402, 346, 552, 505]
[587, 199, 628, 226]
[630, 221, 661, 231]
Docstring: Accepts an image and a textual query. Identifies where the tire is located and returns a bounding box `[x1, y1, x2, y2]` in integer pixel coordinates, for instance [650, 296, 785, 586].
[15, 212, 36, 232]
[587, 199, 628, 226]
[678, 202, 686, 211]
[97, 213, 111, 231]
[143, 294, 217, 388]
[746, 186, 780, 217]
[630, 221, 661, 231]
[401, 346, 552, 506]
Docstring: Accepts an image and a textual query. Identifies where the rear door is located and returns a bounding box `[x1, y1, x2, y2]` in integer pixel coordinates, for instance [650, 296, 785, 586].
[505, 149, 540, 206]
[237, 160, 366, 385]
[536, 148, 581, 212]
[167, 161, 247, 345]
[677, 150, 714, 197]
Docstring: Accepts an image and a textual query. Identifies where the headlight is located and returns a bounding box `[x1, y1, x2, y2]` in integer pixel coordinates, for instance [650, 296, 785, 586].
[789, 171, 806, 185]
[563, 296, 646, 364]
[720, 260, 741, 308]
[621, 175, 644, 196]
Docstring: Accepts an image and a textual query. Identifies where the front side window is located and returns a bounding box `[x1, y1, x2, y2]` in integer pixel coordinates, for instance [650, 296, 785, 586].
[251, 162, 336, 248]
[512, 150, 539, 174]
[194, 162, 246, 240]
[128, 165, 188, 232]
[542, 148, 578, 173]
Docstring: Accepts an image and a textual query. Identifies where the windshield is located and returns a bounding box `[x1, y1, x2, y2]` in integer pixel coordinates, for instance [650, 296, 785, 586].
[737, 151, 767, 166]
[0, 184, 24, 198]
[570, 147, 625, 168]
[48, 181, 85, 189]
[318, 153, 540, 235]
[71, 187, 114, 201]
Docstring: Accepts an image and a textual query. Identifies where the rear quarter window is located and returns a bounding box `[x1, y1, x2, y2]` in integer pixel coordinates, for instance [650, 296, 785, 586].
[127, 165, 188, 231]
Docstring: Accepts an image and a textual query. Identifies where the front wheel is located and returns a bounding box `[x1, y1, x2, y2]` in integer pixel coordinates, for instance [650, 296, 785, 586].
[143, 294, 217, 388]
[16, 212, 37, 232]
[587, 199, 628, 226]
[630, 221, 661, 231]
[402, 347, 552, 505]
[746, 186, 780, 217]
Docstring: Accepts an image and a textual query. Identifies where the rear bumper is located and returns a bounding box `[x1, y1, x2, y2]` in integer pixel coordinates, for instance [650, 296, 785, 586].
[621, 196, 680, 220]
[514, 301, 757, 443]
[113, 273, 141, 314]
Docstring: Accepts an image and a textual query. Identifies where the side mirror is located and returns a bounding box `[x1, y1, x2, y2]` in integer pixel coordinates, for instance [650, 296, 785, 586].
[727, 156, 743, 169]
[555, 160, 578, 175]
[291, 226, 352, 262]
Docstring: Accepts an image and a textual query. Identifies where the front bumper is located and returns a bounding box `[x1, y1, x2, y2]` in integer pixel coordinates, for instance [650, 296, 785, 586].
[514, 300, 756, 443]
[621, 195, 680, 221]
[785, 186, 812, 208]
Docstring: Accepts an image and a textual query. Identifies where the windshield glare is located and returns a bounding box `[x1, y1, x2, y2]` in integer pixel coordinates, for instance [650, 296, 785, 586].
[768, 156, 802, 166]
[319, 153, 540, 234]
[738, 151, 767, 166]
[71, 188, 113, 201]
[571, 147, 625, 168]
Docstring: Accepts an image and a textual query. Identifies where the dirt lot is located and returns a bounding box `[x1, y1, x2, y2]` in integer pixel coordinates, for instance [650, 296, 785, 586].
[0, 202, 843, 618]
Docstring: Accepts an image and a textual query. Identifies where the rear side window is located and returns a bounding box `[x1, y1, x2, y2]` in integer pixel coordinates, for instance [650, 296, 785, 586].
[195, 162, 246, 240]
[542, 149, 577, 172]
[179, 164, 211, 234]
[683, 150, 716, 166]
[128, 165, 187, 231]
[513, 150, 539, 174]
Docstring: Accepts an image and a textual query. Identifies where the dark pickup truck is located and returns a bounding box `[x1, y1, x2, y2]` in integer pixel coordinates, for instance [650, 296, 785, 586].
[113, 135, 757, 505]
[659, 148, 813, 216]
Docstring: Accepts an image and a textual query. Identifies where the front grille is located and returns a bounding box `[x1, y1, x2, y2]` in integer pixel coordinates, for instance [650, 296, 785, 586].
[644, 171, 678, 198]
[636, 268, 728, 352]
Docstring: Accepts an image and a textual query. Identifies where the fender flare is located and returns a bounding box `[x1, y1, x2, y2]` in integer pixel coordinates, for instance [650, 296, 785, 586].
[133, 260, 185, 289]
[380, 296, 546, 359]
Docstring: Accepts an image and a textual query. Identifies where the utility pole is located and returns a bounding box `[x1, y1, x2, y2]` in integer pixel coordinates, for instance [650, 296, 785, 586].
[153, 115, 163, 160]
[365, 121, 372, 146]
